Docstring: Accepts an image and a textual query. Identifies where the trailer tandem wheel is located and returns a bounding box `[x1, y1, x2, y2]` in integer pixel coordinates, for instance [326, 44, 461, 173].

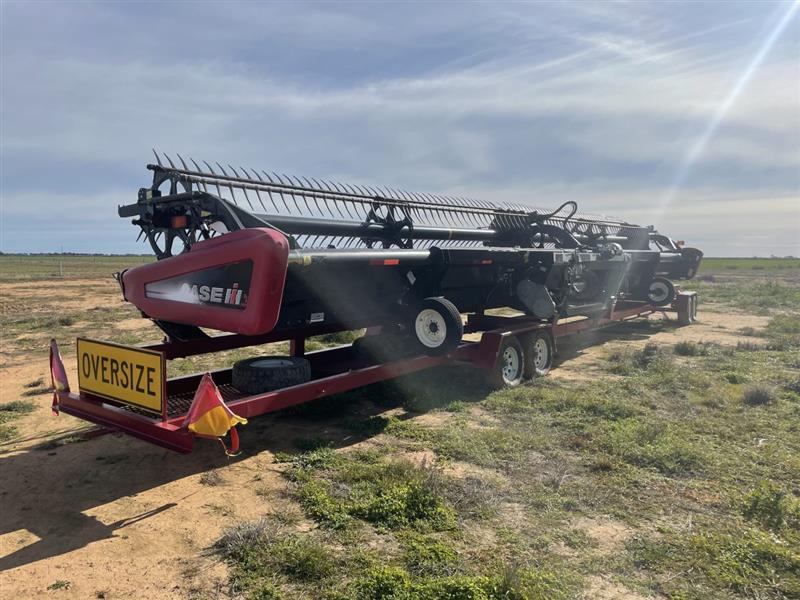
[487, 336, 525, 388]
[677, 292, 699, 326]
[522, 331, 554, 379]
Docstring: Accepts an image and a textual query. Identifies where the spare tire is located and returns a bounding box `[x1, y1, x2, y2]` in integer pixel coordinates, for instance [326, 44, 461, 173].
[232, 356, 311, 395]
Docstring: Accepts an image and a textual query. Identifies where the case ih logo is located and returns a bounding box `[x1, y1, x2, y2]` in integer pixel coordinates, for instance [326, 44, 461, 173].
[145, 261, 252, 310]
[178, 282, 245, 306]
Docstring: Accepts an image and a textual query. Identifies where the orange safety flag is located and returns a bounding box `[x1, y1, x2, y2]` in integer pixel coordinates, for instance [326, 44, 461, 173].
[49, 339, 70, 415]
[182, 373, 247, 455]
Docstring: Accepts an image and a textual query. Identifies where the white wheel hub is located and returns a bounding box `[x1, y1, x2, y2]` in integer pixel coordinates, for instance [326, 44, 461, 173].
[415, 308, 446, 348]
[533, 337, 549, 370]
[501, 346, 521, 382]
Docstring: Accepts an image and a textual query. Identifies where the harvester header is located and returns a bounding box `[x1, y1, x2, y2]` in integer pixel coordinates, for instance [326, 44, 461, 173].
[47, 153, 702, 454]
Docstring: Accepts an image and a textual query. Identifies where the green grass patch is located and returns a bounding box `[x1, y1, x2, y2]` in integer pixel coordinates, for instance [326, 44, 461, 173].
[594, 418, 705, 475]
[0, 400, 37, 442]
[0, 254, 153, 281]
[691, 280, 800, 314]
[698, 257, 799, 275]
[0, 400, 36, 420]
[345, 564, 574, 600]
[400, 532, 461, 576]
[216, 518, 336, 594]
[288, 451, 456, 532]
[673, 340, 709, 356]
[628, 526, 800, 599]
[741, 480, 800, 533]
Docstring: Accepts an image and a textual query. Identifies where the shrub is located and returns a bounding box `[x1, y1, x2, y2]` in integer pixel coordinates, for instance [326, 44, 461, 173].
[216, 517, 278, 559]
[216, 520, 335, 593]
[742, 384, 776, 406]
[199, 469, 224, 486]
[271, 536, 335, 581]
[607, 343, 672, 375]
[351, 479, 455, 530]
[736, 340, 761, 352]
[673, 341, 707, 356]
[494, 566, 573, 600]
[414, 576, 494, 600]
[0, 400, 36, 421]
[401, 533, 460, 576]
[295, 480, 352, 529]
[352, 566, 410, 599]
[639, 343, 662, 367]
[249, 582, 282, 599]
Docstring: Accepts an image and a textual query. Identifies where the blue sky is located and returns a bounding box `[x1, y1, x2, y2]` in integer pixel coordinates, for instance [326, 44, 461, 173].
[2, 1, 798, 256]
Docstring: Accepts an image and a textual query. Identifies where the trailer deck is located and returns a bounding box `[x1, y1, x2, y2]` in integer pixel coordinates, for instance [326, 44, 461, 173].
[51, 293, 696, 454]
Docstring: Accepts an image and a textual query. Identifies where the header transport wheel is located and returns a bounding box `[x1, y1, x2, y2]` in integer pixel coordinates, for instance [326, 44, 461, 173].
[522, 331, 554, 378]
[647, 277, 676, 307]
[410, 297, 464, 356]
[487, 336, 525, 389]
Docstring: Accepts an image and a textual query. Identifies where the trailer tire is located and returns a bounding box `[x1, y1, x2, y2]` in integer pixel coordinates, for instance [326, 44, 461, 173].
[487, 336, 525, 388]
[647, 277, 675, 307]
[410, 297, 463, 356]
[679, 294, 699, 325]
[522, 331, 553, 378]
[232, 356, 311, 395]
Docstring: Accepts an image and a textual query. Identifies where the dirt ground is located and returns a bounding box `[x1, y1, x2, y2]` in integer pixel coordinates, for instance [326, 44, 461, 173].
[0, 276, 769, 599]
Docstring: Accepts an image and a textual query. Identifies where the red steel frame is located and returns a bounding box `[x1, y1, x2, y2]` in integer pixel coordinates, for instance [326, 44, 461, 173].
[53, 292, 697, 453]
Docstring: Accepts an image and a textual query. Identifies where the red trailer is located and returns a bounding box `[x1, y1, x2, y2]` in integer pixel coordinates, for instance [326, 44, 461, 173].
[49, 291, 697, 454]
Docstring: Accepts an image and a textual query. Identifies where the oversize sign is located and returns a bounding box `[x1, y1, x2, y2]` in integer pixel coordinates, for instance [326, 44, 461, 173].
[76, 338, 164, 414]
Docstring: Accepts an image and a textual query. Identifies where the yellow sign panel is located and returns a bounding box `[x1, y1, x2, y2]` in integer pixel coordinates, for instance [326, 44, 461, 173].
[77, 338, 164, 414]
